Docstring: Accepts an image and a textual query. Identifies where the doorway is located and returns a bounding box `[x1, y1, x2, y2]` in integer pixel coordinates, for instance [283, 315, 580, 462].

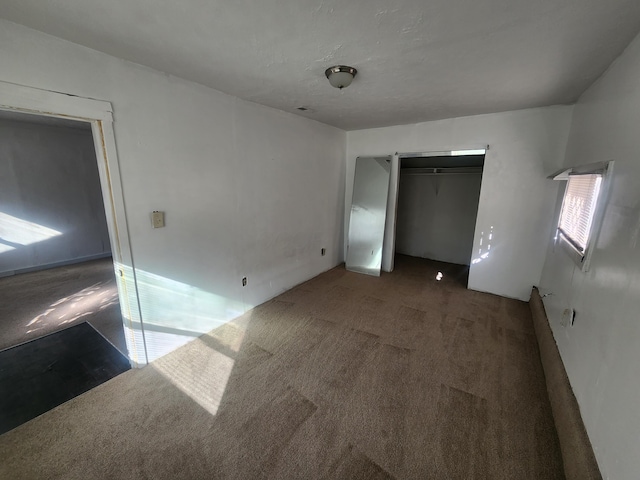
[384, 149, 485, 286]
[0, 110, 126, 351]
[0, 81, 145, 434]
[0, 80, 145, 366]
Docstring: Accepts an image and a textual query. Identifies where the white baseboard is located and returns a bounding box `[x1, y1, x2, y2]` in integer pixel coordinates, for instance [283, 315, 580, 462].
[0, 252, 113, 278]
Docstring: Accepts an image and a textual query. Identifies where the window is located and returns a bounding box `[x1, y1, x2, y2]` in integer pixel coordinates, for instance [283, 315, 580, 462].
[550, 161, 613, 270]
[557, 174, 602, 253]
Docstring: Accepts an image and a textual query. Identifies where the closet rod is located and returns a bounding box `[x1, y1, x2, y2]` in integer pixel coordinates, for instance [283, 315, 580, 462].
[401, 167, 483, 176]
[402, 172, 482, 176]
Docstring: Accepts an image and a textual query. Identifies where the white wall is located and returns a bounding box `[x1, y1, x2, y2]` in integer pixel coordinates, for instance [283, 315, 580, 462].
[0, 120, 110, 275]
[0, 19, 346, 362]
[395, 172, 482, 265]
[539, 32, 640, 480]
[347, 106, 574, 301]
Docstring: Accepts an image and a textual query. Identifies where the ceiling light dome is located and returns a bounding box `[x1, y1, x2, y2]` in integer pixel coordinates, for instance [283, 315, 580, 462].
[325, 65, 358, 89]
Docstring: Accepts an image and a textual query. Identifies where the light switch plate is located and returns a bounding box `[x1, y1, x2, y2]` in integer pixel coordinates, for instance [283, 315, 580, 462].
[151, 211, 165, 228]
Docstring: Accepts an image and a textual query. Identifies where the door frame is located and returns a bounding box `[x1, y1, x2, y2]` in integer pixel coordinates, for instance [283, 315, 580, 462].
[0, 80, 148, 366]
[382, 147, 488, 273]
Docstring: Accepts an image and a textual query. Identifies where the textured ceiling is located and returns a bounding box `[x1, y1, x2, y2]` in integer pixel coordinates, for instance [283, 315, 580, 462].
[1, 0, 640, 130]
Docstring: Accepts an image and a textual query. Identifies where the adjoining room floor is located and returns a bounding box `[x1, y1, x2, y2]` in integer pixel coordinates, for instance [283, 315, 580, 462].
[0, 258, 127, 355]
[0, 255, 564, 479]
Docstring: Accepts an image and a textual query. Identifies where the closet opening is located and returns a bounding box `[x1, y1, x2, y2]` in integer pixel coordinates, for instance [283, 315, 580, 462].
[392, 150, 485, 287]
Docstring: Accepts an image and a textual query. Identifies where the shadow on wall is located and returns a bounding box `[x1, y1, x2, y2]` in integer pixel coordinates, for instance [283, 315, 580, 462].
[115, 263, 252, 364]
[0, 210, 251, 366]
[0, 209, 250, 365]
[0, 209, 252, 367]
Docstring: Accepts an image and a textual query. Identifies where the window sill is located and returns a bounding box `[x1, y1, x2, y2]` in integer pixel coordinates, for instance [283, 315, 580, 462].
[556, 233, 589, 271]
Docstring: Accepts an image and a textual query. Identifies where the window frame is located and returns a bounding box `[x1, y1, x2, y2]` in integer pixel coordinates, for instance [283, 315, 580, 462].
[550, 160, 614, 271]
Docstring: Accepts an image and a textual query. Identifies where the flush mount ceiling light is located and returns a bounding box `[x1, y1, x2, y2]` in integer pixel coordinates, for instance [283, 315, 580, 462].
[325, 65, 358, 89]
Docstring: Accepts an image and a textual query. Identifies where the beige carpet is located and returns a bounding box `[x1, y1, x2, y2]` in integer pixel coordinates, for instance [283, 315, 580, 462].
[0, 258, 126, 354]
[530, 288, 601, 480]
[0, 255, 564, 479]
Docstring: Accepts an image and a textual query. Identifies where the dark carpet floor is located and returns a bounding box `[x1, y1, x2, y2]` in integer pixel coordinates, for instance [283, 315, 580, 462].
[0, 255, 564, 479]
[0, 322, 131, 434]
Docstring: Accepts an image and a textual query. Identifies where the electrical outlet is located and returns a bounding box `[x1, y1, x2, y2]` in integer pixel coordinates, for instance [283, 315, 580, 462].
[561, 308, 574, 327]
[242, 277, 247, 287]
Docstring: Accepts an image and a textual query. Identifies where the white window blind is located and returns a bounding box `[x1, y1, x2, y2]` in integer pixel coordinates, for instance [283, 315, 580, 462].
[558, 174, 602, 252]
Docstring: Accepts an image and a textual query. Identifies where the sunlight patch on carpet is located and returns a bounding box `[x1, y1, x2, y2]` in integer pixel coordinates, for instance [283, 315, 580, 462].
[152, 331, 244, 416]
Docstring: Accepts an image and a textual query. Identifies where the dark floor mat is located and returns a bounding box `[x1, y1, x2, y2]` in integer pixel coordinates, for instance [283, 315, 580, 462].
[0, 322, 130, 434]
